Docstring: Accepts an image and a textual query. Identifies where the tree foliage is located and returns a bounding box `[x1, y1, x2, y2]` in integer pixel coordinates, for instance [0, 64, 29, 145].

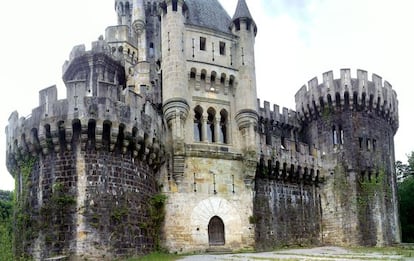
[397, 152, 414, 242]
[0, 190, 13, 260]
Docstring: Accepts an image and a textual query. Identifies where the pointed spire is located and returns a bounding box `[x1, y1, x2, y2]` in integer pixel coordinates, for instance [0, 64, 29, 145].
[232, 0, 257, 36]
[232, 0, 254, 22]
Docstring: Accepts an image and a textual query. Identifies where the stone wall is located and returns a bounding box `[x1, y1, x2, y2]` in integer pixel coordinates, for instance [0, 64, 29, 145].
[17, 149, 157, 260]
[254, 178, 321, 250]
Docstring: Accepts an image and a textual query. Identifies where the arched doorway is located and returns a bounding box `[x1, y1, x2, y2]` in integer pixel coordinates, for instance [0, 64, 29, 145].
[208, 216, 225, 246]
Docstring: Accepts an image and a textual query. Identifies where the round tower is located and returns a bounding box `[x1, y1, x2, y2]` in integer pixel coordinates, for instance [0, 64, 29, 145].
[6, 41, 164, 260]
[231, 0, 258, 153]
[160, 0, 189, 182]
[295, 69, 400, 246]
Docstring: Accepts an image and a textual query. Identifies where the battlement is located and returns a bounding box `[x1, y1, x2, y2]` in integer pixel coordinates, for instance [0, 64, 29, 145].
[257, 99, 301, 129]
[6, 44, 163, 175]
[62, 38, 126, 76]
[295, 69, 398, 131]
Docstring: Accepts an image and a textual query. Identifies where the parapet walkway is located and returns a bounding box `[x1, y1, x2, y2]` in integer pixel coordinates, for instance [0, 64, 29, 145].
[178, 246, 413, 260]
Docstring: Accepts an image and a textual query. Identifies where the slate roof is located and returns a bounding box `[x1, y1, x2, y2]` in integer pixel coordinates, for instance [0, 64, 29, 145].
[185, 0, 232, 34]
[232, 0, 254, 21]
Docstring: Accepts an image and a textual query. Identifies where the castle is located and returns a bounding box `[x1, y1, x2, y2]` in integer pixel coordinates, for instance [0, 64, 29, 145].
[6, 0, 401, 260]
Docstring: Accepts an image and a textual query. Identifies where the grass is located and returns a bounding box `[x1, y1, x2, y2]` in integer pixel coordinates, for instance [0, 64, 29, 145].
[349, 246, 414, 258]
[122, 252, 183, 261]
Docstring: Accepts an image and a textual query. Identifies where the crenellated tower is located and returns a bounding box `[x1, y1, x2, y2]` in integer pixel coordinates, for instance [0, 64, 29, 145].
[6, 40, 164, 260]
[295, 69, 400, 246]
[5, 1, 401, 259]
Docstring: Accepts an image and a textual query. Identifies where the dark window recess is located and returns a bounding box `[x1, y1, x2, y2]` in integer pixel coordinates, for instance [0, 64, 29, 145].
[172, 0, 178, 11]
[359, 137, 363, 149]
[219, 41, 226, 55]
[200, 37, 206, 51]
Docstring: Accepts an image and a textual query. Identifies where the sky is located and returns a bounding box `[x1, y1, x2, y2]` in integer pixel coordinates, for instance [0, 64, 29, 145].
[0, 0, 413, 191]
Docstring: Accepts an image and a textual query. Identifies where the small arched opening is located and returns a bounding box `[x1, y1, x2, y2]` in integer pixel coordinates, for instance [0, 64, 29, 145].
[208, 216, 225, 246]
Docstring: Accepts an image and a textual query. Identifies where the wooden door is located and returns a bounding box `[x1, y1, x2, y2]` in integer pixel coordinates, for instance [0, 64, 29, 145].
[208, 216, 225, 246]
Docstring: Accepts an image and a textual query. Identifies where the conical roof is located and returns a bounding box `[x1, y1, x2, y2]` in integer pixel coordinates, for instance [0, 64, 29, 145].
[185, 0, 232, 34]
[232, 0, 254, 21]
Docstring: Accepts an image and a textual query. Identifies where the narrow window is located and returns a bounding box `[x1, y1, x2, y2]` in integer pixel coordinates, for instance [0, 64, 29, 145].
[339, 126, 344, 144]
[220, 110, 228, 144]
[194, 107, 203, 142]
[207, 108, 216, 143]
[367, 138, 371, 151]
[220, 74, 225, 85]
[373, 139, 377, 151]
[219, 41, 226, 55]
[281, 136, 286, 149]
[359, 137, 363, 149]
[201, 70, 206, 81]
[149, 42, 154, 58]
[234, 20, 240, 31]
[190, 68, 196, 79]
[172, 0, 178, 11]
[200, 37, 206, 51]
[332, 126, 338, 145]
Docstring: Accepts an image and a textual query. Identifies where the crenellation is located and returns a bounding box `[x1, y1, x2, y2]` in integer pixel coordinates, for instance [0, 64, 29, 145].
[6, 1, 401, 259]
[295, 69, 399, 131]
[257, 99, 301, 129]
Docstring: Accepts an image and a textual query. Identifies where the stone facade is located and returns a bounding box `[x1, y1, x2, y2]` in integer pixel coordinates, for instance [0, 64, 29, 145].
[5, 0, 400, 260]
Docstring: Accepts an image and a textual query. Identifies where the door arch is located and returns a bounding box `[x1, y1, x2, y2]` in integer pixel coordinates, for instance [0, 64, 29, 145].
[208, 216, 225, 246]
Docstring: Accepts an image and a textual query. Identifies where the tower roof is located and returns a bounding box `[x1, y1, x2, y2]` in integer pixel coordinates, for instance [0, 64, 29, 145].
[185, 0, 232, 34]
[232, 0, 254, 22]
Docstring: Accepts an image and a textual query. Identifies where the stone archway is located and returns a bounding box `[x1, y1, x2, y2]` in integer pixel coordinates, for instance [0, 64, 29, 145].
[208, 216, 225, 246]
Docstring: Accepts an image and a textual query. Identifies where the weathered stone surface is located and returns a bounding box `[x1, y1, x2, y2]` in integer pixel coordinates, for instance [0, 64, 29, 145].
[5, 0, 400, 260]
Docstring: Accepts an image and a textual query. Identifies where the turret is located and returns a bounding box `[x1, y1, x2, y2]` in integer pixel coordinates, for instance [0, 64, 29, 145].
[115, 0, 132, 26]
[231, 0, 258, 153]
[160, 0, 189, 182]
[132, 0, 147, 61]
[295, 69, 400, 246]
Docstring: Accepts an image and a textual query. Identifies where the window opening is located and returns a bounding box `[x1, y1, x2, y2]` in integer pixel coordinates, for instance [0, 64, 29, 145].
[207, 109, 215, 143]
[219, 41, 226, 55]
[367, 138, 371, 151]
[339, 126, 344, 144]
[194, 107, 202, 142]
[220, 110, 228, 144]
[332, 126, 338, 145]
[200, 37, 206, 51]
[172, 0, 178, 11]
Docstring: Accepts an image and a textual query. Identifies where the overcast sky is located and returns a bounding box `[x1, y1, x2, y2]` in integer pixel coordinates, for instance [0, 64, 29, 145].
[0, 0, 413, 191]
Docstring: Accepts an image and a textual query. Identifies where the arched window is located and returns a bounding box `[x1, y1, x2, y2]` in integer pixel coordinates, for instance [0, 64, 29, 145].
[190, 68, 196, 79]
[149, 42, 154, 58]
[339, 125, 344, 144]
[229, 75, 235, 87]
[207, 108, 216, 143]
[332, 126, 338, 145]
[219, 109, 228, 144]
[220, 73, 226, 85]
[194, 106, 203, 142]
[208, 216, 225, 246]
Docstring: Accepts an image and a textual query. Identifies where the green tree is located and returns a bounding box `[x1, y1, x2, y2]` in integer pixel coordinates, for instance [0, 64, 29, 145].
[0, 190, 13, 260]
[397, 152, 414, 242]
